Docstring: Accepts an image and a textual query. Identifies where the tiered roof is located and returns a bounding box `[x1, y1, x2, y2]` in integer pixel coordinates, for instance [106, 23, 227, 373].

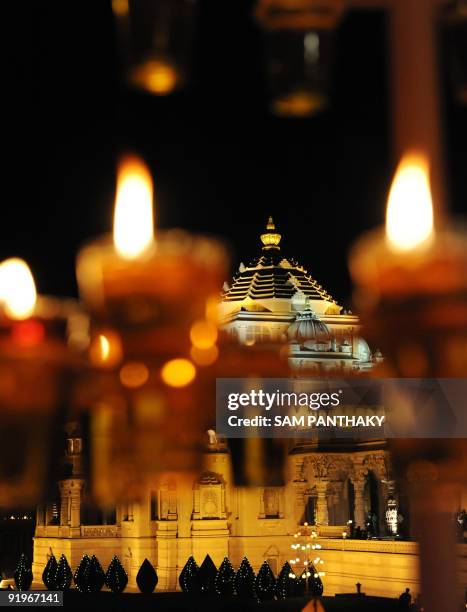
[222, 217, 339, 306]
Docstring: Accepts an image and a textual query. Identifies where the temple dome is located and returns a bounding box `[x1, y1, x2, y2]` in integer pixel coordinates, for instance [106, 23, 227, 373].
[287, 308, 331, 345]
[221, 217, 340, 311]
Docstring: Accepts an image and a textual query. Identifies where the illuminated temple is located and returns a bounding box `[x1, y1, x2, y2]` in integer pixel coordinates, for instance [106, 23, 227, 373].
[33, 219, 422, 596]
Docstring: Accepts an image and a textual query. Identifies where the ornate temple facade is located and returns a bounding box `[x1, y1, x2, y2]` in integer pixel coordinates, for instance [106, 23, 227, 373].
[33, 219, 420, 597]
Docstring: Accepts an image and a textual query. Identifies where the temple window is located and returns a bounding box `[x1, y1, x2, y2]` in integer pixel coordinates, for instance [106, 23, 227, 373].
[155, 480, 177, 520]
[260, 487, 283, 518]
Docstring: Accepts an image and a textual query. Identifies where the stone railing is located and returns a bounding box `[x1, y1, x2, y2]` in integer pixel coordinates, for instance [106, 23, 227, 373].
[80, 525, 120, 538]
[319, 537, 419, 555]
[316, 525, 349, 538]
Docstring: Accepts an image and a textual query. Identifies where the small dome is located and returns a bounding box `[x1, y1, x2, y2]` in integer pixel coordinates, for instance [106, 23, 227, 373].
[287, 308, 331, 344]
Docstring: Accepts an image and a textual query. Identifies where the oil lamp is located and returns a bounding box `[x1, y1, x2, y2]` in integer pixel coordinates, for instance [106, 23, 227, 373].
[76, 155, 228, 503]
[111, 0, 198, 96]
[255, 0, 344, 117]
[349, 152, 467, 612]
[0, 259, 86, 507]
[349, 152, 467, 378]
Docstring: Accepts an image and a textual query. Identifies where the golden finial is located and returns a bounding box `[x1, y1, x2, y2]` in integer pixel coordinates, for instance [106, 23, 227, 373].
[261, 216, 281, 250]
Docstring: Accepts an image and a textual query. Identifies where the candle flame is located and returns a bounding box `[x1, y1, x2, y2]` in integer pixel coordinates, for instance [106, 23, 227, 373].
[99, 334, 110, 360]
[113, 156, 155, 259]
[386, 154, 434, 251]
[0, 258, 37, 320]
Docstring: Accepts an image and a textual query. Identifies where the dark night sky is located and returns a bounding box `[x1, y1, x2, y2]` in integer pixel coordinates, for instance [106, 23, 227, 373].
[2, 1, 466, 308]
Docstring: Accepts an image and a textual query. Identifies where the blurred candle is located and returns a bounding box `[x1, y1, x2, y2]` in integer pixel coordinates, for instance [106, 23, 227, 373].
[76, 155, 228, 503]
[0, 259, 86, 506]
[349, 153, 467, 612]
[112, 0, 198, 96]
[349, 152, 466, 327]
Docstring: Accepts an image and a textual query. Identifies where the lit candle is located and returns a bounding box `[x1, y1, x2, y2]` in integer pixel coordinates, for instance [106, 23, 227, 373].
[0, 259, 87, 506]
[349, 153, 467, 612]
[76, 155, 228, 502]
[349, 152, 467, 377]
[76, 155, 226, 361]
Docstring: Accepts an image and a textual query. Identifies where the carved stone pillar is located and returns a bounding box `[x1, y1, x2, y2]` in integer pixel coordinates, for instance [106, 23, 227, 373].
[58, 481, 69, 526]
[69, 480, 84, 529]
[36, 505, 44, 526]
[352, 477, 366, 529]
[292, 484, 306, 525]
[315, 480, 329, 526]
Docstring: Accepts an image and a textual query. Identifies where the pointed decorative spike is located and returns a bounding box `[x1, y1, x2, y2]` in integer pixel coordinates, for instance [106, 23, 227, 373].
[214, 557, 235, 597]
[254, 561, 276, 602]
[197, 554, 217, 595]
[105, 556, 128, 593]
[14, 554, 33, 592]
[73, 555, 90, 592]
[136, 558, 158, 594]
[233, 557, 255, 599]
[54, 555, 73, 591]
[42, 555, 58, 591]
[179, 556, 199, 593]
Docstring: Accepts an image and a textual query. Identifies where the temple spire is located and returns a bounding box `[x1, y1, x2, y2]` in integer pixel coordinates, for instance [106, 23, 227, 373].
[260, 216, 281, 250]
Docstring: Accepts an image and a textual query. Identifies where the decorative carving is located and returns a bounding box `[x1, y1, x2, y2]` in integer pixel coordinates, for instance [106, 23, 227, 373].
[307, 455, 336, 479]
[193, 471, 226, 520]
[81, 526, 119, 537]
[362, 452, 390, 481]
[293, 458, 306, 482]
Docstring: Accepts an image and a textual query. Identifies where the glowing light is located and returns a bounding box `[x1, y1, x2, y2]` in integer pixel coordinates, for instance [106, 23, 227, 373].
[205, 295, 220, 323]
[161, 358, 196, 388]
[100, 335, 110, 359]
[11, 320, 45, 347]
[90, 330, 123, 367]
[119, 362, 149, 388]
[190, 345, 219, 366]
[131, 60, 178, 95]
[190, 320, 218, 349]
[386, 153, 434, 252]
[113, 156, 154, 260]
[0, 259, 36, 320]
